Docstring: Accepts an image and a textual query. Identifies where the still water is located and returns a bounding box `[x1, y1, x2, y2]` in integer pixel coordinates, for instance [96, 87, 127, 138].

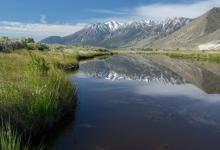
[46, 54, 220, 150]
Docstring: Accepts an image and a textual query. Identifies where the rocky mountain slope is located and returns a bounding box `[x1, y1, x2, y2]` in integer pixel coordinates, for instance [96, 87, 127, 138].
[148, 7, 220, 50]
[39, 36, 62, 44]
[40, 17, 192, 49]
[41, 7, 220, 50]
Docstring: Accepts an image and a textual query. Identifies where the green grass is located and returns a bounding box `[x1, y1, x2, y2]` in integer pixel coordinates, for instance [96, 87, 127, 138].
[0, 45, 115, 149]
[153, 50, 220, 61]
[0, 118, 45, 150]
[0, 46, 114, 149]
[0, 51, 78, 134]
[115, 50, 220, 62]
[208, 54, 220, 60]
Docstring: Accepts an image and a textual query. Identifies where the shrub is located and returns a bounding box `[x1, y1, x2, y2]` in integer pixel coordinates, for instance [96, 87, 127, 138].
[28, 42, 49, 51]
[21, 37, 35, 43]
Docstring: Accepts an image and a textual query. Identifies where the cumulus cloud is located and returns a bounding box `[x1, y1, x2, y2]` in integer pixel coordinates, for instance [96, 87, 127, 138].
[0, 21, 88, 37]
[40, 14, 46, 24]
[88, 0, 220, 22]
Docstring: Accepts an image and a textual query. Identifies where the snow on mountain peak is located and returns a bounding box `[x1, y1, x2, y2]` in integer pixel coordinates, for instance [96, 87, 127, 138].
[156, 16, 192, 28]
[105, 20, 122, 31]
[84, 16, 191, 34]
[144, 19, 154, 24]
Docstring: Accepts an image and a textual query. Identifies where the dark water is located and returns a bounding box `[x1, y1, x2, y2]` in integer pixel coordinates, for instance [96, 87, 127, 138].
[45, 54, 220, 150]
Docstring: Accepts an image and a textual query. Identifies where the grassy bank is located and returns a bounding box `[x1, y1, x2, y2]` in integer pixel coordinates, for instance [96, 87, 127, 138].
[0, 51, 78, 134]
[0, 40, 115, 149]
[0, 48, 114, 130]
[168, 51, 220, 61]
[160, 51, 220, 61]
[114, 50, 220, 61]
[0, 118, 44, 150]
[0, 50, 78, 149]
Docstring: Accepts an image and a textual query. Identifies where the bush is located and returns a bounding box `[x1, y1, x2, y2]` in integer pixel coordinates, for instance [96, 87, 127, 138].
[28, 42, 49, 51]
[21, 37, 35, 43]
[0, 36, 23, 52]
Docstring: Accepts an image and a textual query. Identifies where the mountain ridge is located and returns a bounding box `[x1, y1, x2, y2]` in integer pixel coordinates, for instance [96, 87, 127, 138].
[148, 7, 220, 50]
[40, 7, 220, 50]
[40, 16, 193, 49]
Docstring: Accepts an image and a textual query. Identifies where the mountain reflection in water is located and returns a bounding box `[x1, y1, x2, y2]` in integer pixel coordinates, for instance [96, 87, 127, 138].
[80, 54, 220, 94]
[47, 54, 220, 150]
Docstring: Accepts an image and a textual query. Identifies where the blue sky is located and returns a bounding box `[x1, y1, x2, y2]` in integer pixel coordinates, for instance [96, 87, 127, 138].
[0, 0, 219, 41]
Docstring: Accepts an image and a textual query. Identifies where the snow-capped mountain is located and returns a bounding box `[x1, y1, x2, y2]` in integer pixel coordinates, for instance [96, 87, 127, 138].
[156, 16, 192, 31]
[105, 21, 123, 31]
[40, 16, 192, 48]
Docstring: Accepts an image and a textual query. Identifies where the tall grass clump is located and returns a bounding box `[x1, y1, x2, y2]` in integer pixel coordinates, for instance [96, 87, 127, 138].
[0, 41, 78, 135]
[0, 118, 44, 150]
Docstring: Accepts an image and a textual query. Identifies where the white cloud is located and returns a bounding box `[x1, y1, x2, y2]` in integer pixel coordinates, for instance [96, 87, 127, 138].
[0, 21, 88, 41]
[133, 81, 220, 103]
[88, 0, 220, 22]
[40, 14, 46, 24]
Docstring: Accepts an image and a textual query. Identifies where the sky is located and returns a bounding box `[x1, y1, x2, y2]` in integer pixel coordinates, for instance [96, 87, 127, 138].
[0, 0, 219, 41]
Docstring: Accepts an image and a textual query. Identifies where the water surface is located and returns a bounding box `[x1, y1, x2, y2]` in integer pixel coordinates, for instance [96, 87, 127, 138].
[47, 54, 220, 150]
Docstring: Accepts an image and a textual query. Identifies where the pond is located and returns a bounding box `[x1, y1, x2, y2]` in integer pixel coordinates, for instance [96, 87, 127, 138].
[45, 54, 220, 150]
